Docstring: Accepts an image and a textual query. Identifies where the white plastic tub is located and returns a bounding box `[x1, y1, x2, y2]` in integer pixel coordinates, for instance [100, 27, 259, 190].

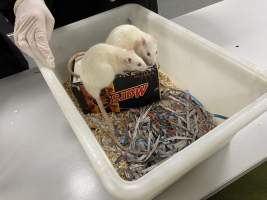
[38, 4, 267, 200]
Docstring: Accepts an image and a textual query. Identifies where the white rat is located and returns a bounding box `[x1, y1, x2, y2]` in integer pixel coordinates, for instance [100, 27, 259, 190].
[106, 24, 158, 66]
[68, 43, 148, 153]
[79, 43, 147, 97]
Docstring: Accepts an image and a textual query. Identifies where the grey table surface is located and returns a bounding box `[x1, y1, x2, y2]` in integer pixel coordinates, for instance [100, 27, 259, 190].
[1, 0, 267, 199]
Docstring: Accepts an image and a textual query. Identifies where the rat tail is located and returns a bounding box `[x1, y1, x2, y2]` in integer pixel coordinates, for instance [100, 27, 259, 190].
[67, 51, 85, 78]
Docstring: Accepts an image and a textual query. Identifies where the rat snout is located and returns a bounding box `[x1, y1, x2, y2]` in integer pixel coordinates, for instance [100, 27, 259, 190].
[146, 60, 155, 67]
[139, 67, 148, 72]
[144, 56, 156, 66]
[139, 64, 149, 72]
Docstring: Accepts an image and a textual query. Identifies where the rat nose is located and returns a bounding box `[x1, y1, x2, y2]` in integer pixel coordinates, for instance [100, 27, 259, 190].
[146, 61, 153, 66]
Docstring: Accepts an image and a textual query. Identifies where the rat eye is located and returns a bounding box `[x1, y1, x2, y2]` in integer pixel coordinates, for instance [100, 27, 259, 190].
[155, 50, 158, 55]
[147, 52, 151, 57]
[128, 58, 132, 63]
[138, 63, 142, 67]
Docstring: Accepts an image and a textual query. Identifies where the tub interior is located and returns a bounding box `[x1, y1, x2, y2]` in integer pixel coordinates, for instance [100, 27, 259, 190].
[50, 4, 267, 118]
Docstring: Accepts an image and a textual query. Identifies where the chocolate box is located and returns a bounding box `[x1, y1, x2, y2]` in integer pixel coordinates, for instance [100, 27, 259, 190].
[70, 60, 161, 114]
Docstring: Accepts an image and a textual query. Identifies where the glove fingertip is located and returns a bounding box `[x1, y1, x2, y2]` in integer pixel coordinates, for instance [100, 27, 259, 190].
[48, 61, 55, 69]
[46, 57, 55, 68]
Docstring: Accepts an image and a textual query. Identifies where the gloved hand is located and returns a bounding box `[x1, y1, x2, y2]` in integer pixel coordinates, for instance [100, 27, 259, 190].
[14, 0, 55, 68]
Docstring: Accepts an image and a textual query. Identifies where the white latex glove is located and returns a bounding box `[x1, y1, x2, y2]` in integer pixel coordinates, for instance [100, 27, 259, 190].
[14, 0, 55, 68]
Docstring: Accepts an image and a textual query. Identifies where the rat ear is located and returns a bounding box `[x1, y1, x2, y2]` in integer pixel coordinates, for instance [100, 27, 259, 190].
[141, 37, 146, 46]
[123, 57, 132, 65]
[128, 48, 134, 53]
[127, 57, 132, 63]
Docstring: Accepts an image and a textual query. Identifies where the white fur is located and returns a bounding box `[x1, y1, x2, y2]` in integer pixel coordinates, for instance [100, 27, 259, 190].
[106, 24, 158, 66]
[77, 43, 147, 137]
[78, 43, 147, 98]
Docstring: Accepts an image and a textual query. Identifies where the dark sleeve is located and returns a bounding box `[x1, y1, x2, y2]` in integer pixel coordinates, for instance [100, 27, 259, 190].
[145, 0, 158, 13]
[129, 0, 158, 13]
[0, 31, 28, 78]
[0, 0, 54, 25]
[0, 0, 16, 24]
